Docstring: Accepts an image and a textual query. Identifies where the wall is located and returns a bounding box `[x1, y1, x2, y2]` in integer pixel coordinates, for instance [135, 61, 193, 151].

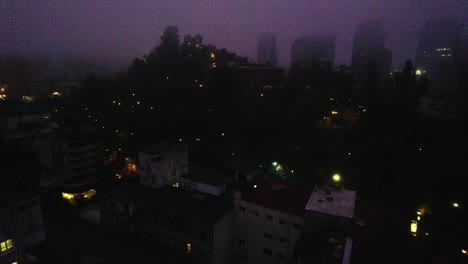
[234, 200, 304, 264]
[213, 209, 233, 264]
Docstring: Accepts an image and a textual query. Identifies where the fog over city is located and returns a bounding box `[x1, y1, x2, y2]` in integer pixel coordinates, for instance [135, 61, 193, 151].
[1, 0, 464, 69]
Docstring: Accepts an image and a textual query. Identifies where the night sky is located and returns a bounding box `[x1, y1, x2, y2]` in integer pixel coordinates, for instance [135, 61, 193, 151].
[0, 0, 464, 69]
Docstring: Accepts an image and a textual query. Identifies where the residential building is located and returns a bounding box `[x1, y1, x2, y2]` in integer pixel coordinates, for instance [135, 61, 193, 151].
[415, 20, 463, 76]
[304, 185, 357, 232]
[100, 183, 233, 264]
[291, 35, 336, 66]
[257, 33, 278, 67]
[233, 180, 311, 264]
[180, 166, 227, 196]
[60, 126, 103, 205]
[351, 19, 392, 82]
[0, 190, 46, 264]
[138, 141, 189, 189]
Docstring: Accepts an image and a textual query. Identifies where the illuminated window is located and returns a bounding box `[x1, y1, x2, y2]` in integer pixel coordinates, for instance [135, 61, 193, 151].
[6, 239, 12, 249]
[410, 220, 418, 233]
[186, 243, 191, 253]
[1, 239, 12, 252]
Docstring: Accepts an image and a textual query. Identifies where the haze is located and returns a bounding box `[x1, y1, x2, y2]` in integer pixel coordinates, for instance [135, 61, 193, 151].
[0, 0, 464, 70]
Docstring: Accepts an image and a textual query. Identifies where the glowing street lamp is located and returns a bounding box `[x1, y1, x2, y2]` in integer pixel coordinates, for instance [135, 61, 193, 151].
[272, 161, 278, 167]
[453, 202, 460, 208]
[332, 173, 341, 183]
[415, 69, 422, 76]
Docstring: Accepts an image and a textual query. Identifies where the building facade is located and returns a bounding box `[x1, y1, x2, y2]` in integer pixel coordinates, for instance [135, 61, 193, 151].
[257, 33, 278, 67]
[291, 35, 335, 66]
[101, 184, 233, 264]
[351, 19, 392, 83]
[138, 142, 189, 189]
[0, 191, 46, 264]
[233, 181, 311, 264]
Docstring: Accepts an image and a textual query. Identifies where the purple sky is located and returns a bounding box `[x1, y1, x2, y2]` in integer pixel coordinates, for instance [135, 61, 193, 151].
[0, 0, 464, 70]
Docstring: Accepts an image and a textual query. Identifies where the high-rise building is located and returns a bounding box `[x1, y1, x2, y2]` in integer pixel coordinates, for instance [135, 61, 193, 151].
[351, 19, 392, 82]
[291, 35, 335, 66]
[415, 20, 463, 76]
[257, 33, 277, 67]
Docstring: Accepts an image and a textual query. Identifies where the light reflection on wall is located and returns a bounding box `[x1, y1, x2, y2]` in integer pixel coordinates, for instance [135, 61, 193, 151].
[61, 189, 96, 205]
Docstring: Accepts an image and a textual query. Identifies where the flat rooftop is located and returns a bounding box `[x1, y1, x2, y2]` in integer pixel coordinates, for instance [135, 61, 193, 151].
[181, 165, 227, 186]
[241, 180, 311, 217]
[305, 187, 356, 219]
[113, 184, 232, 226]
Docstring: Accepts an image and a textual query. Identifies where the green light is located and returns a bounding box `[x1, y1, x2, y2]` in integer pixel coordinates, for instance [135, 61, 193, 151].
[272, 161, 278, 167]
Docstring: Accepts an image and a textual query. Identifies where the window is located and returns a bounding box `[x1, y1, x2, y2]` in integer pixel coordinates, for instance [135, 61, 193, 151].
[277, 253, 285, 260]
[279, 218, 287, 225]
[263, 248, 272, 257]
[0, 239, 13, 252]
[265, 214, 273, 221]
[250, 210, 259, 216]
[264, 233, 273, 240]
[238, 238, 246, 246]
[292, 223, 303, 230]
[186, 243, 191, 253]
[238, 206, 246, 212]
[278, 237, 287, 244]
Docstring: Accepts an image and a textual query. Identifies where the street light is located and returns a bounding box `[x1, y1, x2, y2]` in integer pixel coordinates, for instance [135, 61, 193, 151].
[272, 161, 278, 167]
[332, 173, 341, 182]
[453, 202, 460, 208]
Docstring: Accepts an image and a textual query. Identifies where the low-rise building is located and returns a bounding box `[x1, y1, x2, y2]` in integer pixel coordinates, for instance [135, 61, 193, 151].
[233, 180, 311, 264]
[101, 183, 233, 264]
[180, 166, 227, 196]
[138, 142, 188, 189]
[304, 186, 357, 232]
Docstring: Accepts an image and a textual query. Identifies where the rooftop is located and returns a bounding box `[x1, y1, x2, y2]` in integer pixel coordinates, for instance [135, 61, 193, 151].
[113, 184, 232, 226]
[181, 165, 227, 186]
[241, 180, 311, 217]
[305, 187, 356, 219]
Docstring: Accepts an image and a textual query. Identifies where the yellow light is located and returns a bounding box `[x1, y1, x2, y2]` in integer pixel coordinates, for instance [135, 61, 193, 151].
[186, 243, 192, 253]
[115, 173, 122, 179]
[453, 202, 460, 208]
[331, 111, 338, 115]
[417, 211, 421, 215]
[0, 241, 6, 252]
[62, 192, 74, 200]
[137, 101, 141, 105]
[410, 220, 418, 233]
[6, 239, 12, 250]
[210, 53, 215, 59]
[417, 216, 421, 221]
[416, 69, 422, 75]
[462, 249, 467, 255]
[332, 174, 341, 182]
[425, 232, 429, 236]
[198, 84, 204, 88]
[52, 91, 61, 97]
[253, 185, 257, 189]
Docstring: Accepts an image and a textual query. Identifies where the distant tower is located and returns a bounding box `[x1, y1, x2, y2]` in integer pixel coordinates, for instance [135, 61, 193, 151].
[351, 19, 392, 82]
[257, 33, 277, 67]
[415, 20, 463, 76]
[291, 34, 335, 66]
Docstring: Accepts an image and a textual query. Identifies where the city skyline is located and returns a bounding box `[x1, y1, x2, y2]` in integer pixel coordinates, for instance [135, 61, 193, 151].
[0, 0, 464, 69]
